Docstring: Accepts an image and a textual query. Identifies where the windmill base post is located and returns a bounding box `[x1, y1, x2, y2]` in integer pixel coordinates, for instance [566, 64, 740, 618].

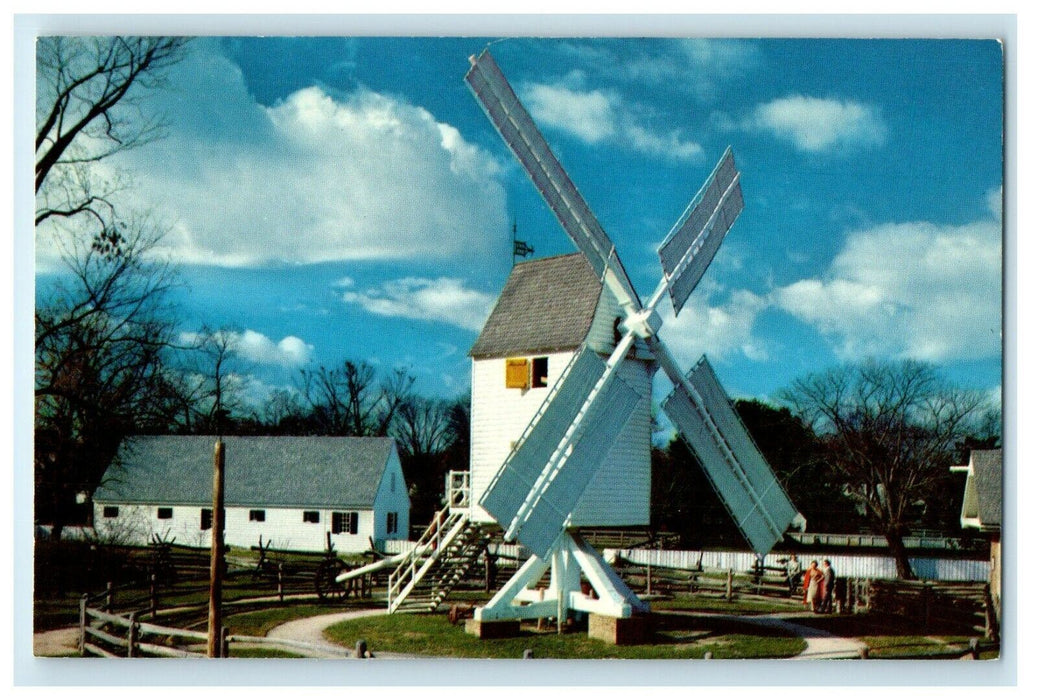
[587, 613, 649, 646]
[470, 532, 648, 643]
[464, 618, 521, 639]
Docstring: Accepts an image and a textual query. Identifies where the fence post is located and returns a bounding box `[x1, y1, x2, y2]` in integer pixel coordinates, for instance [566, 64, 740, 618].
[150, 573, 158, 618]
[922, 583, 932, 628]
[127, 612, 137, 658]
[221, 626, 230, 658]
[105, 581, 114, 615]
[726, 568, 733, 601]
[646, 563, 652, 596]
[968, 637, 980, 660]
[983, 584, 999, 642]
[79, 594, 88, 656]
[278, 563, 285, 603]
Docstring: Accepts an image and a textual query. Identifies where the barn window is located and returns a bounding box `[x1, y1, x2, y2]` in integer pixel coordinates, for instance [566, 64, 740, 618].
[201, 508, 212, 530]
[157, 507, 173, 520]
[386, 512, 398, 535]
[303, 511, 320, 524]
[249, 509, 266, 522]
[390, 473, 396, 492]
[531, 356, 549, 388]
[332, 511, 358, 535]
[103, 506, 119, 519]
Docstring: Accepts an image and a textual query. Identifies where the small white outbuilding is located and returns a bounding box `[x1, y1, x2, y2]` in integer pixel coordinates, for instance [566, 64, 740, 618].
[92, 435, 410, 553]
[467, 252, 654, 528]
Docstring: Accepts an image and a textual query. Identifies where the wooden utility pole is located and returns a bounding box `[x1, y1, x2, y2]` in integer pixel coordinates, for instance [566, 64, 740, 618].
[207, 440, 226, 657]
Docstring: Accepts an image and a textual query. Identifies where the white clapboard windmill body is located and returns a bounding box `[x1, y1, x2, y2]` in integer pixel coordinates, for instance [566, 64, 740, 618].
[382, 48, 802, 629]
[461, 48, 802, 631]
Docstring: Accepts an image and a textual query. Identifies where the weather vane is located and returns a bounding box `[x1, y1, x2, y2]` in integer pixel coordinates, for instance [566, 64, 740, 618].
[511, 221, 534, 266]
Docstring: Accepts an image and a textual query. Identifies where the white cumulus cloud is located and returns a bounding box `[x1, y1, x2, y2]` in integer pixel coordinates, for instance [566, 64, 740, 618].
[235, 330, 314, 366]
[749, 95, 887, 153]
[340, 277, 495, 332]
[523, 82, 617, 144]
[84, 44, 508, 270]
[773, 214, 1001, 362]
[521, 80, 702, 162]
[179, 328, 314, 367]
[659, 287, 770, 366]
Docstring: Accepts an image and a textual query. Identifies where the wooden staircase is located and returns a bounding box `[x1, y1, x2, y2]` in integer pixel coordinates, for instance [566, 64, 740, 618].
[386, 506, 493, 614]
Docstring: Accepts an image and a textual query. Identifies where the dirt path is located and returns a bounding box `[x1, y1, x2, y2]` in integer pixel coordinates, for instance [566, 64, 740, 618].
[33, 627, 80, 657]
[271, 608, 867, 660]
[653, 609, 866, 659]
[265, 608, 416, 659]
[35, 608, 866, 659]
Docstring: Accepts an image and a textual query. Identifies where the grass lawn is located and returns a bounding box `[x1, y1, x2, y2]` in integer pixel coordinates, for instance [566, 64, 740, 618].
[859, 634, 999, 660]
[323, 611, 807, 659]
[228, 647, 306, 658]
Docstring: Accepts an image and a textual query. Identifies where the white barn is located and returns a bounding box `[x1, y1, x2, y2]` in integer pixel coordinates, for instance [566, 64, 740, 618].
[467, 252, 654, 528]
[92, 435, 410, 553]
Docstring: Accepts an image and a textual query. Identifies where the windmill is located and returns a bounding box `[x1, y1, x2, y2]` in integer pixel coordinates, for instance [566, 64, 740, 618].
[464, 48, 801, 631]
[380, 48, 802, 638]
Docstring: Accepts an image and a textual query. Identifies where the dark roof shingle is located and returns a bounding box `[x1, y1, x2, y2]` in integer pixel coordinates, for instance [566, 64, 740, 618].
[469, 253, 603, 359]
[93, 436, 396, 509]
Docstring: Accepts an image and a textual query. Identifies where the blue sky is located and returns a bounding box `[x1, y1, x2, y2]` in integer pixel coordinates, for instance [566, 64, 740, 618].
[35, 37, 1004, 409]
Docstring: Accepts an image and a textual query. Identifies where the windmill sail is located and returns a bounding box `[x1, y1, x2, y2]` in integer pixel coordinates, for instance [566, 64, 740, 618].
[465, 49, 641, 310]
[509, 374, 639, 558]
[658, 148, 744, 315]
[479, 346, 639, 559]
[662, 356, 798, 554]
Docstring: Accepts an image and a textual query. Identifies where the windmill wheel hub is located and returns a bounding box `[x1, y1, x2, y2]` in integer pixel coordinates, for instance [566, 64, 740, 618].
[619, 308, 663, 339]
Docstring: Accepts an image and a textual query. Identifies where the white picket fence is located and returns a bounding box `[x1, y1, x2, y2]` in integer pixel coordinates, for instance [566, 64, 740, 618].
[603, 548, 990, 582]
[384, 536, 988, 582]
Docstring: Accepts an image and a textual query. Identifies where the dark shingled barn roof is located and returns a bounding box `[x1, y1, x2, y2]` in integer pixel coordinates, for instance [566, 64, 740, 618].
[470, 253, 603, 359]
[93, 436, 396, 509]
[971, 449, 1002, 529]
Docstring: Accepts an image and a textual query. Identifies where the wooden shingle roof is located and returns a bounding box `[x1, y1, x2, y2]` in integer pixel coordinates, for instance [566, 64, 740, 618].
[93, 436, 396, 509]
[469, 253, 603, 359]
[970, 449, 1002, 529]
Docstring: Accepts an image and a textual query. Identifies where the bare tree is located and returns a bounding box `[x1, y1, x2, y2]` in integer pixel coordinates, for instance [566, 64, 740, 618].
[35, 224, 182, 539]
[34, 36, 193, 538]
[780, 359, 991, 578]
[394, 396, 453, 459]
[260, 388, 308, 434]
[35, 36, 188, 232]
[182, 326, 251, 435]
[298, 361, 414, 437]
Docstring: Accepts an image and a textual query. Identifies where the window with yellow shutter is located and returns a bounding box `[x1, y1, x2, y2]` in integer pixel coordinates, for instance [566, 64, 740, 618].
[505, 358, 529, 389]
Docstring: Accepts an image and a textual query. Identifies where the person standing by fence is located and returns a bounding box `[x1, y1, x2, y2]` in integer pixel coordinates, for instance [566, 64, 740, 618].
[821, 559, 836, 613]
[803, 560, 823, 612]
[785, 553, 802, 596]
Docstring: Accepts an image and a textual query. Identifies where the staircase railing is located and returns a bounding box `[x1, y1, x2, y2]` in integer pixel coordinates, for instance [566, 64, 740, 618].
[386, 505, 469, 613]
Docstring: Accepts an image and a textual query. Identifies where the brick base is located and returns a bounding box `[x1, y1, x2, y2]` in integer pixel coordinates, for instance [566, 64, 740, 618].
[465, 618, 521, 639]
[587, 613, 649, 645]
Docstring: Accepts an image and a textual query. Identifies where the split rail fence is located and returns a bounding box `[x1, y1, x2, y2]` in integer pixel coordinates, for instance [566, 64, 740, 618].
[611, 555, 998, 641]
[76, 541, 378, 658]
